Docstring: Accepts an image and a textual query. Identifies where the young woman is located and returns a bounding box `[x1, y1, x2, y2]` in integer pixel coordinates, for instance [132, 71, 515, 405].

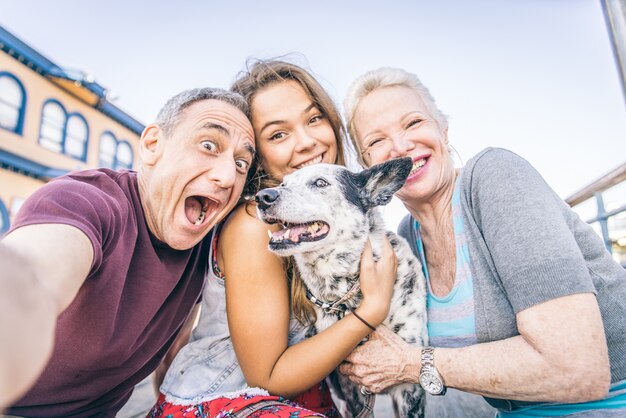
[340, 66, 626, 417]
[148, 60, 397, 417]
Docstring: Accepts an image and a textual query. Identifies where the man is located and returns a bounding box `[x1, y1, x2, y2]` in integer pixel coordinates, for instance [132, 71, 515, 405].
[0, 88, 256, 417]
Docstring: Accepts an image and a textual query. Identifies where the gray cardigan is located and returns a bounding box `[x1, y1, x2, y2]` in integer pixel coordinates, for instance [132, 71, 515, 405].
[398, 148, 626, 411]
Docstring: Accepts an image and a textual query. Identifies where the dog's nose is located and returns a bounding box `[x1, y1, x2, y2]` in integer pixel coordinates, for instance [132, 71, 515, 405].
[255, 188, 280, 210]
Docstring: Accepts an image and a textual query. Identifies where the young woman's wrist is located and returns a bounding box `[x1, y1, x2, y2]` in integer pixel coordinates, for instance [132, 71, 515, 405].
[356, 299, 390, 326]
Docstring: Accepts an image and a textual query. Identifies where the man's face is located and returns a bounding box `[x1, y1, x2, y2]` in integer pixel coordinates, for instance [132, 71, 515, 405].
[141, 99, 255, 250]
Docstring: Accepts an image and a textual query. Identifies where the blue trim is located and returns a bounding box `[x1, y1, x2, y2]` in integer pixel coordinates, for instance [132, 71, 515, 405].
[0, 71, 27, 135]
[0, 199, 9, 235]
[0, 25, 144, 135]
[0, 149, 68, 180]
[97, 100, 144, 135]
[66, 112, 89, 162]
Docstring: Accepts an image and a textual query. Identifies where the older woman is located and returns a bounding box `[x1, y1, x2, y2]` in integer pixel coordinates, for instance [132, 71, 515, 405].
[340, 67, 626, 417]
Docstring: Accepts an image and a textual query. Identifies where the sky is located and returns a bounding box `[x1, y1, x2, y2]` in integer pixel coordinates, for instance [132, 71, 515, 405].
[2, 0, 625, 231]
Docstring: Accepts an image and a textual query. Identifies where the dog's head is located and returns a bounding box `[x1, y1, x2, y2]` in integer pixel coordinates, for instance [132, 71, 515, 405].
[255, 157, 412, 256]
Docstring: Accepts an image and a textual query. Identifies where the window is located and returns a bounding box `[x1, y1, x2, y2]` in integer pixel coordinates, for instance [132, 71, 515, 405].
[0, 199, 9, 235]
[116, 141, 133, 169]
[39, 100, 66, 153]
[39, 100, 90, 162]
[65, 114, 89, 160]
[99, 132, 117, 168]
[10, 197, 24, 218]
[0, 72, 26, 134]
[98, 132, 134, 170]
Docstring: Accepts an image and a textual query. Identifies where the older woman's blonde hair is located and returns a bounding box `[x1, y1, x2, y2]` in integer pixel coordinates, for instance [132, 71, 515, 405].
[344, 67, 448, 167]
[231, 59, 347, 325]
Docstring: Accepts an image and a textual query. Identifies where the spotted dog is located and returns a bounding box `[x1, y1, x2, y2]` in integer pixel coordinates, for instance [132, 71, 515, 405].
[256, 157, 427, 418]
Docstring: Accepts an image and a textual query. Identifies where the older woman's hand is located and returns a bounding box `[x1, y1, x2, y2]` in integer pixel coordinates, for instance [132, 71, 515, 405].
[339, 325, 421, 393]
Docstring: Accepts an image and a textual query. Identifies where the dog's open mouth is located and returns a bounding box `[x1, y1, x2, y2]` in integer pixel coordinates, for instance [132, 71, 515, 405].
[265, 219, 330, 250]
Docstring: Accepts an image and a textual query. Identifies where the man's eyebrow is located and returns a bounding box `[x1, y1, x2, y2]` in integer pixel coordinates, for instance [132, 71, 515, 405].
[201, 122, 230, 135]
[243, 143, 256, 159]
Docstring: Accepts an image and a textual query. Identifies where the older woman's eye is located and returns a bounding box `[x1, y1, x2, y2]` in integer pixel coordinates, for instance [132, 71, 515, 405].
[407, 118, 423, 129]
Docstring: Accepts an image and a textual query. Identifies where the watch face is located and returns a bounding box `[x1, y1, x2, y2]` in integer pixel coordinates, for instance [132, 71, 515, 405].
[419, 371, 444, 394]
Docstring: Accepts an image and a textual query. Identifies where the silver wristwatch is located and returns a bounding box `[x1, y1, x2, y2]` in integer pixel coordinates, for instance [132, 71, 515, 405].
[419, 346, 446, 395]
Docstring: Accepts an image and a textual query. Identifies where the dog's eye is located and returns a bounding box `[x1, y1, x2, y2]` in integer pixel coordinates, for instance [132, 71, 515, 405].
[314, 178, 329, 188]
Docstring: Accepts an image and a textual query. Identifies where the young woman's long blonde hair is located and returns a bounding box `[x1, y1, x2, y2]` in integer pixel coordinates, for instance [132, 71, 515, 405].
[231, 59, 347, 325]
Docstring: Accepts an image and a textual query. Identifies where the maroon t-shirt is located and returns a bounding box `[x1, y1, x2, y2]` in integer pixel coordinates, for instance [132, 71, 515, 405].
[7, 169, 208, 417]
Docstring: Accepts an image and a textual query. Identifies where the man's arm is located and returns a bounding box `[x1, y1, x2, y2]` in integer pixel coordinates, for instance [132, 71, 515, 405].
[0, 224, 93, 408]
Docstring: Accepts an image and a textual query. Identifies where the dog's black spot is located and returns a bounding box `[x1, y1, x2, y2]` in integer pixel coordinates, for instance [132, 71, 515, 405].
[338, 170, 367, 213]
[392, 323, 405, 333]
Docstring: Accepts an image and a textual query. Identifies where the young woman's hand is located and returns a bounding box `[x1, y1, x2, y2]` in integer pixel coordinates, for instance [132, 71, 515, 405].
[356, 236, 397, 327]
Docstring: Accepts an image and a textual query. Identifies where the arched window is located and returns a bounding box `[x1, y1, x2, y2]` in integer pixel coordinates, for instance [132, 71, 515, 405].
[0, 199, 9, 235]
[0, 72, 26, 134]
[116, 141, 134, 169]
[65, 114, 89, 161]
[99, 132, 117, 168]
[39, 100, 66, 153]
[39, 100, 90, 162]
[99, 132, 134, 170]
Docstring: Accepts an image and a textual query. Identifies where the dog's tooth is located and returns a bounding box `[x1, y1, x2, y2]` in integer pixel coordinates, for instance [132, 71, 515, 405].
[267, 230, 272, 239]
[283, 229, 290, 239]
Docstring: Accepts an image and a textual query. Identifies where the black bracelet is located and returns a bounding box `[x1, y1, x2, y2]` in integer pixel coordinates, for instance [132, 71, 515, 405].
[349, 308, 377, 332]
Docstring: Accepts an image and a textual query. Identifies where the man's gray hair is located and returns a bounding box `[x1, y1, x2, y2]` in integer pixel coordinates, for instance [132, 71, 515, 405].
[155, 87, 249, 136]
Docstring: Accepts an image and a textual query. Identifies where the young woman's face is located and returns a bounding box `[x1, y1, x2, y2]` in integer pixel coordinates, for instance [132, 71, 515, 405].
[250, 80, 337, 182]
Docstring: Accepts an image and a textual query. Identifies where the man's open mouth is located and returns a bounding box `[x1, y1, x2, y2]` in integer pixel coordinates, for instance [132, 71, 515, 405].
[264, 218, 330, 249]
[185, 196, 218, 226]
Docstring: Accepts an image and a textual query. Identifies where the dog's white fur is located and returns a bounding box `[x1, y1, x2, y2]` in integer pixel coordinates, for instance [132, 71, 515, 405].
[256, 158, 428, 417]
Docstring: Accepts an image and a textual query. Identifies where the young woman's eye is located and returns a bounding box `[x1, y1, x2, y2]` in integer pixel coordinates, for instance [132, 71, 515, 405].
[309, 114, 323, 124]
[314, 178, 329, 188]
[201, 140, 218, 152]
[269, 131, 287, 141]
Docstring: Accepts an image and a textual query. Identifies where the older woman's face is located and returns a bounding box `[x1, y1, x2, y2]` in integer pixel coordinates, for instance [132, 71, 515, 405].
[353, 85, 453, 203]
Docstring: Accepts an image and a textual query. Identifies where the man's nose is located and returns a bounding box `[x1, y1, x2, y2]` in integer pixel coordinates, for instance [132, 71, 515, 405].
[255, 188, 280, 210]
[210, 159, 237, 189]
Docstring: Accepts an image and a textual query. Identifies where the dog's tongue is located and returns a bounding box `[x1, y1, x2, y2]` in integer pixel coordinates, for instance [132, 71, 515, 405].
[184, 197, 202, 224]
[272, 225, 309, 243]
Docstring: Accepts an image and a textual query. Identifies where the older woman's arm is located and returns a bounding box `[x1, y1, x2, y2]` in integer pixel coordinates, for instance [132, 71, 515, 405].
[341, 292, 610, 402]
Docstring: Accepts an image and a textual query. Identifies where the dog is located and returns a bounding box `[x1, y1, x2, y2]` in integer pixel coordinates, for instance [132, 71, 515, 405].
[255, 157, 427, 418]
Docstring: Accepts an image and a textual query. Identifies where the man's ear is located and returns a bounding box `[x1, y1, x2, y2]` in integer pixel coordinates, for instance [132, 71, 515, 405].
[353, 157, 413, 210]
[139, 124, 163, 167]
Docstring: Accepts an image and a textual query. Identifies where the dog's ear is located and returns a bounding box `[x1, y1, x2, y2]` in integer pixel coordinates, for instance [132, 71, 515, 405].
[352, 157, 412, 210]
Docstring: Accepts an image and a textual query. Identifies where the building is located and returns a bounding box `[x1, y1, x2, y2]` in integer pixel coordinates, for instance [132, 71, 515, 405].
[567, 162, 626, 267]
[0, 25, 144, 234]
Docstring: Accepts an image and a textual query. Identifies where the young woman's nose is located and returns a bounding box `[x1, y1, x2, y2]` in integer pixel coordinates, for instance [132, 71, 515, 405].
[294, 128, 317, 152]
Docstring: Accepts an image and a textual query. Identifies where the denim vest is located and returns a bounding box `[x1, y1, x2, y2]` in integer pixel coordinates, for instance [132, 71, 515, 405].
[160, 227, 308, 405]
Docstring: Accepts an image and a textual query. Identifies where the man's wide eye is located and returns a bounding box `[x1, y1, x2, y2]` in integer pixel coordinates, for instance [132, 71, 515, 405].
[314, 178, 329, 188]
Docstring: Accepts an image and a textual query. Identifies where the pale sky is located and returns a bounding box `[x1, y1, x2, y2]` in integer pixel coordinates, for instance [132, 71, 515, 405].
[2, 0, 625, 230]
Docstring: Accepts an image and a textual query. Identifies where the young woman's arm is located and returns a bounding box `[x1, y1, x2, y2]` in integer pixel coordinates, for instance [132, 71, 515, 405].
[222, 204, 396, 398]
